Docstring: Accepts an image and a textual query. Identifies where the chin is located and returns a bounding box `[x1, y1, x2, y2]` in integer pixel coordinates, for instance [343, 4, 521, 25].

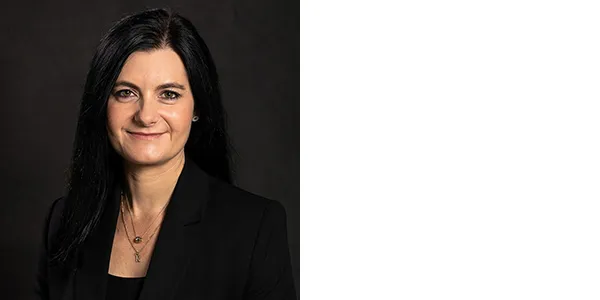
[124, 154, 169, 166]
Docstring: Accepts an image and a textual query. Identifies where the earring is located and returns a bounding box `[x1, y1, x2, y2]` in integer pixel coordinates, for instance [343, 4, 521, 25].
[192, 115, 199, 122]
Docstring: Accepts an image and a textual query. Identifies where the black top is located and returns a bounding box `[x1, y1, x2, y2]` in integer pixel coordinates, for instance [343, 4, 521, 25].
[105, 274, 145, 300]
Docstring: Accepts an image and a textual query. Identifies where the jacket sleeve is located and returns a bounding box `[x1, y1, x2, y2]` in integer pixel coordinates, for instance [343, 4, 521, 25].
[33, 198, 60, 300]
[244, 200, 297, 300]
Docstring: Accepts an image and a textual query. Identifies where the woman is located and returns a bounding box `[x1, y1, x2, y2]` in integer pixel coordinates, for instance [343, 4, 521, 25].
[34, 8, 297, 300]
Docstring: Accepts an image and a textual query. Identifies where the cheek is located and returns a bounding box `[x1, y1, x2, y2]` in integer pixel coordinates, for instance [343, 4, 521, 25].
[106, 106, 117, 134]
[106, 103, 126, 136]
[164, 108, 193, 134]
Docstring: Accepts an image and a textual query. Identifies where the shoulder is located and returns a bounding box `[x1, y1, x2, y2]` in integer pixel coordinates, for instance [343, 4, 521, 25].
[39, 196, 67, 253]
[46, 196, 65, 233]
[204, 176, 289, 226]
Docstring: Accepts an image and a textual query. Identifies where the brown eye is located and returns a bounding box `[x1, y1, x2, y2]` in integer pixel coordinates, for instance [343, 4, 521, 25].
[115, 89, 135, 98]
[161, 90, 181, 100]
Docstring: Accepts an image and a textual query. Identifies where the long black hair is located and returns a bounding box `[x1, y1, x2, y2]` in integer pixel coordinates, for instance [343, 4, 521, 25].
[50, 8, 232, 267]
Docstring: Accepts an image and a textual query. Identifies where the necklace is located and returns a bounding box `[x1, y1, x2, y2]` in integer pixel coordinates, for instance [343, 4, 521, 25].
[121, 192, 170, 244]
[119, 199, 166, 263]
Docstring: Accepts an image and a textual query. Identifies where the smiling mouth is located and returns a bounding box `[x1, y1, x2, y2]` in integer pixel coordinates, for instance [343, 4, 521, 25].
[127, 131, 165, 140]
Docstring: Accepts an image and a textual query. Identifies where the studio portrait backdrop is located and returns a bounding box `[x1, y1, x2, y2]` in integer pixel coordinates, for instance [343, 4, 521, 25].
[0, 1, 298, 299]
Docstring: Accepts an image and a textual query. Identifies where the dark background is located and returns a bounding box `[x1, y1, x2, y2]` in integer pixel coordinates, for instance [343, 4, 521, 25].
[0, 0, 298, 298]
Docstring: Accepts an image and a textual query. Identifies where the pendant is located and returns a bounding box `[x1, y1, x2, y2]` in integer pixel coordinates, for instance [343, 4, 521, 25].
[134, 236, 143, 243]
[134, 252, 141, 263]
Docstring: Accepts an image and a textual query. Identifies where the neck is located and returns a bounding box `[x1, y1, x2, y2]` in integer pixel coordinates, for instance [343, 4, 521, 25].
[122, 151, 185, 217]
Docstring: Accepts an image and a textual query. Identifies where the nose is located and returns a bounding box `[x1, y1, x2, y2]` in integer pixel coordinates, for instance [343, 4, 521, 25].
[134, 98, 160, 126]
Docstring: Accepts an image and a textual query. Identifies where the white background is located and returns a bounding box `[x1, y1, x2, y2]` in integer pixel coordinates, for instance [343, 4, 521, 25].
[302, 0, 600, 298]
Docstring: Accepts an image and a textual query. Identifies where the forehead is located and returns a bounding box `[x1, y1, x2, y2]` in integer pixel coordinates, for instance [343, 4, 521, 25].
[117, 48, 189, 85]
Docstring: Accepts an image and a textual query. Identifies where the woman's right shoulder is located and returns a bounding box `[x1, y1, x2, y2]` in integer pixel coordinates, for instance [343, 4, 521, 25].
[43, 196, 67, 242]
[47, 196, 65, 220]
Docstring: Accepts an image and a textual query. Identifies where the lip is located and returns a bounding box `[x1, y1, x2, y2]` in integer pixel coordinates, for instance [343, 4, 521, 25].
[127, 131, 165, 140]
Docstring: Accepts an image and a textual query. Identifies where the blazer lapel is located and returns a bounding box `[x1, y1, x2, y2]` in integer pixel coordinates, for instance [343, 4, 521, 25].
[138, 159, 210, 300]
[71, 159, 210, 300]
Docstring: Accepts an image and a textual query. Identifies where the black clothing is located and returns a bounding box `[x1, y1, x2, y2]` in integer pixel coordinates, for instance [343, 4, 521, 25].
[34, 159, 297, 300]
[105, 274, 145, 300]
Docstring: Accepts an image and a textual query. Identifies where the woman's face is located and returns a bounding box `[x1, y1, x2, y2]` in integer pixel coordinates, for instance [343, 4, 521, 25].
[107, 48, 195, 166]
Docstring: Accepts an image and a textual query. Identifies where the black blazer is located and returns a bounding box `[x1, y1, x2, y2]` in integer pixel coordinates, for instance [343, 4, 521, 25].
[34, 160, 297, 300]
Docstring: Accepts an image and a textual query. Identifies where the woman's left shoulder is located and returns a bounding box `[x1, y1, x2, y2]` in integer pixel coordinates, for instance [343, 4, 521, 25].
[205, 176, 289, 220]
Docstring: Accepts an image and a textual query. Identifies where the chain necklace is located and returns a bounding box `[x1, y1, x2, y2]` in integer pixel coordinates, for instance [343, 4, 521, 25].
[119, 199, 166, 263]
[121, 193, 170, 244]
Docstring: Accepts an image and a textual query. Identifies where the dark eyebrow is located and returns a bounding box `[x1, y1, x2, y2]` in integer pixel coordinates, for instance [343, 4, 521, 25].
[113, 81, 186, 91]
[156, 82, 186, 90]
[113, 80, 141, 92]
